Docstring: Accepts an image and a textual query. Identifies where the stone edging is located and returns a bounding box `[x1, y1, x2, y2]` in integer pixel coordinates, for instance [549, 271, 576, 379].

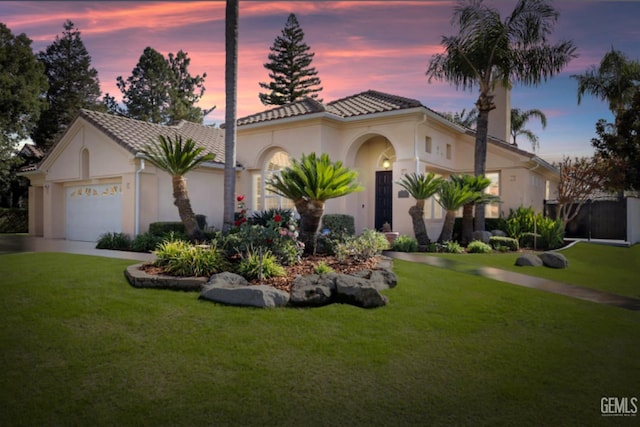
[125, 264, 207, 291]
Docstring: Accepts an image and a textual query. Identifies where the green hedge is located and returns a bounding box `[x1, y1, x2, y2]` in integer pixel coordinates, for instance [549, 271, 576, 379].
[321, 214, 355, 235]
[148, 221, 187, 236]
[0, 208, 28, 233]
[489, 236, 519, 251]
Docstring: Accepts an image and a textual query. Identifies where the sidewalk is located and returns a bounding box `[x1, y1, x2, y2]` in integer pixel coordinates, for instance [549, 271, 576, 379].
[384, 251, 640, 312]
[0, 235, 155, 262]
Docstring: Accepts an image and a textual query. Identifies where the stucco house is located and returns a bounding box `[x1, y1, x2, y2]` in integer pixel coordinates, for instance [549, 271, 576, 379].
[21, 89, 559, 242]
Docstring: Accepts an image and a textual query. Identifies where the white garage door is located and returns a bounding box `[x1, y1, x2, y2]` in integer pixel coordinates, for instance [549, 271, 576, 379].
[66, 184, 122, 242]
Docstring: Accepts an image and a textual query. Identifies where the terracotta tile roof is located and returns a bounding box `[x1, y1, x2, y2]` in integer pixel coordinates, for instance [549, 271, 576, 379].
[326, 90, 423, 117]
[236, 90, 424, 126]
[236, 98, 326, 126]
[19, 143, 45, 159]
[79, 109, 225, 162]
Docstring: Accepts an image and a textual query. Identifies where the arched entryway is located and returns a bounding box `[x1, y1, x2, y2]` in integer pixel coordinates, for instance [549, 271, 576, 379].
[347, 134, 396, 233]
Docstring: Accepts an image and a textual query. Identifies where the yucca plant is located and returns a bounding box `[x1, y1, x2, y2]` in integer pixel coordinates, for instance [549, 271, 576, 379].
[266, 152, 363, 253]
[396, 172, 444, 246]
[140, 134, 215, 242]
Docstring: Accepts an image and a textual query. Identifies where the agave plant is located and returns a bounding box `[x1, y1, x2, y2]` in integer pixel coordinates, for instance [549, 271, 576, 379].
[266, 152, 363, 253]
[396, 172, 444, 246]
[140, 134, 214, 242]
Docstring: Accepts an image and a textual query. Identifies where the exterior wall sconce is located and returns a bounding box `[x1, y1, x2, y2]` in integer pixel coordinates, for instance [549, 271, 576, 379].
[382, 158, 391, 170]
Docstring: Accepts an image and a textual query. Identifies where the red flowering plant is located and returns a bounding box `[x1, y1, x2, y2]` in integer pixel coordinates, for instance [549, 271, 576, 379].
[234, 194, 247, 227]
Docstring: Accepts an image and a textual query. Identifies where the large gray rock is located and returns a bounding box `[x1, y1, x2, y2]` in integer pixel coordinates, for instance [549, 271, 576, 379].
[472, 231, 492, 243]
[539, 252, 569, 269]
[334, 275, 388, 308]
[350, 269, 398, 291]
[491, 229, 507, 237]
[200, 273, 290, 308]
[125, 264, 207, 291]
[289, 273, 337, 307]
[515, 253, 543, 267]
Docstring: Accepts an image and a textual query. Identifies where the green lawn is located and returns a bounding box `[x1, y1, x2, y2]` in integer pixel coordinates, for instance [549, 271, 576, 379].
[423, 242, 640, 298]
[1, 252, 639, 426]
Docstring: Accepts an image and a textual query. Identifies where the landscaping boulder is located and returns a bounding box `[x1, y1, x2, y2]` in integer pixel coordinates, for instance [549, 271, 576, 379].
[334, 275, 388, 308]
[472, 230, 491, 243]
[539, 252, 569, 269]
[200, 273, 290, 308]
[515, 253, 543, 267]
[289, 273, 337, 307]
[350, 269, 398, 291]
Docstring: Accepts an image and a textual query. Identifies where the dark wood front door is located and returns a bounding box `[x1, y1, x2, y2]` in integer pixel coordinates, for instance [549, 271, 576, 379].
[375, 170, 393, 231]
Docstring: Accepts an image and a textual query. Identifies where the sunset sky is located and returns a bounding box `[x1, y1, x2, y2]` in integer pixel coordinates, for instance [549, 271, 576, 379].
[3, 1, 639, 163]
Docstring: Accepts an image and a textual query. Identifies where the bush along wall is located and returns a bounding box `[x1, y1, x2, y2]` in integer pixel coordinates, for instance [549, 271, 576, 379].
[0, 208, 28, 233]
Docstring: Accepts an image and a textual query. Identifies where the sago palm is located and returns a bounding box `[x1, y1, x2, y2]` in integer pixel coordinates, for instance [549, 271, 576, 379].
[266, 152, 362, 253]
[140, 134, 215, 242]
[396, 172, 444, 246]
[451, 174, 500, 245]
[435, 179, 477, 243]
[427, 0, 576, 232]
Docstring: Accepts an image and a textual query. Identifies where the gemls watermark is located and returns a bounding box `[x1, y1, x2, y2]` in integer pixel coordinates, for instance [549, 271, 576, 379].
[601, 397, 638, 417]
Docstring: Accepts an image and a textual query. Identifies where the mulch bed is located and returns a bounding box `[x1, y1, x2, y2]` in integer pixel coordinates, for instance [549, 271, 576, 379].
[140, 255, 381, 293]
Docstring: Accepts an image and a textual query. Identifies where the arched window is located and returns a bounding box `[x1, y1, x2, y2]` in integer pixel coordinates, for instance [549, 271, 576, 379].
[81, 148, 90, 180]
[253, 150, 295, 211]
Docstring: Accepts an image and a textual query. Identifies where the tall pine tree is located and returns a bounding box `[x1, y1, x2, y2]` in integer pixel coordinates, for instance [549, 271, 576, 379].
[33, 21, 102, 151]
[107, 47, 213, 124]
[259, 13, 323, 106]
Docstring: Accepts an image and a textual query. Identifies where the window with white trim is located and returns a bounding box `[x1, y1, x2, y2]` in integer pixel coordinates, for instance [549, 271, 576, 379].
[485, 172, 500, 218]
[253, 150, 295, 211]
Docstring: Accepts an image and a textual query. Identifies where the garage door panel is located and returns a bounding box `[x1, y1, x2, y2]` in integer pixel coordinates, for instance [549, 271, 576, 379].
[66, 184, 122, 242]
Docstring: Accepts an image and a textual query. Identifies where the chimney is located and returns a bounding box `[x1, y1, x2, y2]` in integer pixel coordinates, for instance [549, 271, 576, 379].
[488, 84, 511, 143]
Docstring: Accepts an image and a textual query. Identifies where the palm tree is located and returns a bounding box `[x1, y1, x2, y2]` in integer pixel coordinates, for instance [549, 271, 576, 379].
[266, 152, 363, 253]
[426, 0, 576, 232]
[396, 172, 444, 246]
[572, 47, 640, 124]
[435, 179, 476, 243]
[451, 174, 499, 245]
[140, 135, 214, 241]
[511, 108, 547, 151]
[223, 0, 239, 232]
[442, 107, 478, 128]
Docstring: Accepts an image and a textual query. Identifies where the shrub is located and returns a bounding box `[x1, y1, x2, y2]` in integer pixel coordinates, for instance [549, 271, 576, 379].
[316, 228, 352, 255]
[467, 240, 493, 253]
[221, 222, 303, 266]
[131, 232, 163, 252]
[392, 235, 419, 252]
[154, 240, 228, 277]
[442, 240, 463, 254]
[520, 232, 543, 250]
[235, 249, 286, 281]
[334, 229, 388, 262]
[314, 261, 334, 274]
[0, 208, 28, 233]
[321, 214, 355, 236]
[250, 208, 295, 227]
[505, 206, 536, 240]
[537, 217, 565, 250]
[489, 236, 519, 251]
[96, 232, 132, 250]
[148, 221, 186, 236]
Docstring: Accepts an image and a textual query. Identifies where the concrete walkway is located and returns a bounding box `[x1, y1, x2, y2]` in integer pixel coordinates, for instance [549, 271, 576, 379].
[384, 251, 640, 312]
[0, 235, 155, 262]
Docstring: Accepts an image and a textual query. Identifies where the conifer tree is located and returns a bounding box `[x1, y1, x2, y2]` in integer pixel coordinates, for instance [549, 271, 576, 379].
[259, 13, 323, 106]
[107, 47, 213, 124]
[33, 20, 102, 150]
